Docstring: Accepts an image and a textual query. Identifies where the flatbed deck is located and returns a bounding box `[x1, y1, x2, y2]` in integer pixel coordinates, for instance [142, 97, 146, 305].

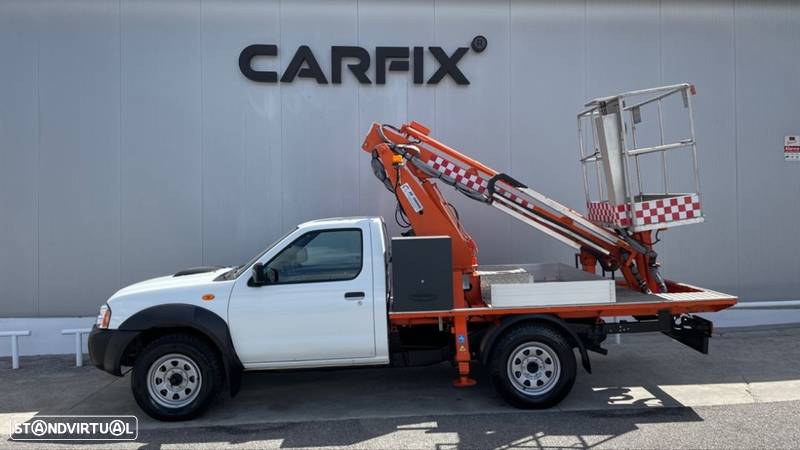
[388, 263, 737, 324]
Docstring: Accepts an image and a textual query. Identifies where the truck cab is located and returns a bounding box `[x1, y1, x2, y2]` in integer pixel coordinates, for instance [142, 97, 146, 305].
[89, 217, 393, 421]
[227, 217, 390, 368]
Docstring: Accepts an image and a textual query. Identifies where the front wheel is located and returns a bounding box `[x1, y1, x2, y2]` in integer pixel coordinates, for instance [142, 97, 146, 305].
[489, 324, 577, 409]
[131, 334, 222, 421]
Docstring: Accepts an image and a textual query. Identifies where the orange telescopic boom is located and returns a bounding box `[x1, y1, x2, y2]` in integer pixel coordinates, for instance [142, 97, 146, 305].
[362, 121, 665, 304]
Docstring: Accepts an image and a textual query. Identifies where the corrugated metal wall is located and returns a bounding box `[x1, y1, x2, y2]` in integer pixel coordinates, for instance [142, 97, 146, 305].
[1, 0, 798, 317]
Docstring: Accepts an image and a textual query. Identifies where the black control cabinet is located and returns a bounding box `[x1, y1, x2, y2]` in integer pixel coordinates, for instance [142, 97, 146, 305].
[390, 236, 453, 312]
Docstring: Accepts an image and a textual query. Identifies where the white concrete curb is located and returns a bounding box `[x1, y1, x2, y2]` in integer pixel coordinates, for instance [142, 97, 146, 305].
[0, 330, 30, 368]
[732, 300, 800, 309]
[61, 328, 92, 367]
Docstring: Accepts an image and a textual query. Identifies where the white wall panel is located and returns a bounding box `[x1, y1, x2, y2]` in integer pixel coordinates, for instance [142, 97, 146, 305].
[201, 0, 284, 267]
[1, 1, 799, 317]
[508, 0, 587, 266]
[434, 0, 512, 265]
[735, 0, 800, 300]
[355, 0, 436, 236]
[0, 1, 39, 316]
[586, 1, 661, 98]
[119, 0, 203, 285]
[278, 0, 360, 228]
[657, 0, 738, 292]
[36, 1, 122, 316]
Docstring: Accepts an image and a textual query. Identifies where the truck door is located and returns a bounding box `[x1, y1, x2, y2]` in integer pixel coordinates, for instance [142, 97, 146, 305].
[228, 225, 376, 365]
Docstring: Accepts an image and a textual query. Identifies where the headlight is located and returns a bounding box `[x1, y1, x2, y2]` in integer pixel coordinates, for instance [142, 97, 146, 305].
[96, 304, 111, 329]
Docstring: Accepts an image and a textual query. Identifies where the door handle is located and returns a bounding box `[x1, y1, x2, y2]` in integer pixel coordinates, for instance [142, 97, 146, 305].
[344, 291, 365, 300]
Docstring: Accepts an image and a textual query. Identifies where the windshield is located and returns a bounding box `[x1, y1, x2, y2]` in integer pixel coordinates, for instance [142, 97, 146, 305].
[217, 227, 297, 280]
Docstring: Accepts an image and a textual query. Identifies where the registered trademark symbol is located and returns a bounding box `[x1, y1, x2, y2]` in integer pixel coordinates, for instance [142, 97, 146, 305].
[471, 35, 487, 53]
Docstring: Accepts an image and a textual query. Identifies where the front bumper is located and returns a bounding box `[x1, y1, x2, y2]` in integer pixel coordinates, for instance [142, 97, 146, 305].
[88, 326, 140, 376]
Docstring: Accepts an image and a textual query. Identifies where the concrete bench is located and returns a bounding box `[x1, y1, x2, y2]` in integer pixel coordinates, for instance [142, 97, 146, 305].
[0, 330, 31, 369]
[62, 328, 92, 367]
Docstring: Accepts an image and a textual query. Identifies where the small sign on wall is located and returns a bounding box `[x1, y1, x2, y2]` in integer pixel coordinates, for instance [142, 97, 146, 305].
[786, 135, 800, 161]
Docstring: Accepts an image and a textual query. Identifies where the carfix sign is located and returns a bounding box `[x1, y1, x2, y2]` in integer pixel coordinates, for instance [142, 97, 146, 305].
[239, 35, 487, 86]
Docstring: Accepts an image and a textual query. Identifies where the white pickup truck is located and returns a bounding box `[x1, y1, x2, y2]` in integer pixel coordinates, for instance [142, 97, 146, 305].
[90, 215, 732, 422]
[90, 217, 395, 420]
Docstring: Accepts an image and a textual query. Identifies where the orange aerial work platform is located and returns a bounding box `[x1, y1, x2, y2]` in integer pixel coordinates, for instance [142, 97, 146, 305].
[361, 83, 736, 388]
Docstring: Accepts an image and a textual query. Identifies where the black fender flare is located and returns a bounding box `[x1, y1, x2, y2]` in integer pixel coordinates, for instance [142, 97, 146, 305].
[119, 304, 244, 396]
[478, 314, 592, 374]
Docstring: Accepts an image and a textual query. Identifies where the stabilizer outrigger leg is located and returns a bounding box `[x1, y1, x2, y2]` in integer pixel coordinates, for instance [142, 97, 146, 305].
[452, 313, 477, 387]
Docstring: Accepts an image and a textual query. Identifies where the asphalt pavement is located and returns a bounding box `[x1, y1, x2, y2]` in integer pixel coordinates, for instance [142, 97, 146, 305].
[1, 325, 799, 448]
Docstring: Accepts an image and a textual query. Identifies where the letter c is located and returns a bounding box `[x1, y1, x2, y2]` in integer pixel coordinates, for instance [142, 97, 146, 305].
[239, 44, 278, 82]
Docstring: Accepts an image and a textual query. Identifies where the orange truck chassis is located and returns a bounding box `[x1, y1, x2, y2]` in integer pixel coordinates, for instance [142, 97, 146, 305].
[388, 279, 736, 387]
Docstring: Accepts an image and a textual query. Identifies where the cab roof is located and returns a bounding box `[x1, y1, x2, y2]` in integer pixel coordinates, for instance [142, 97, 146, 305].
[297, 216, 382, 229]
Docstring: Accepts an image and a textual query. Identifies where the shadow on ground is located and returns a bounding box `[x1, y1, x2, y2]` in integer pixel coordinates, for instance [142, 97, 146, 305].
[129, 407, 705, 448]
[2, 325, 799, 448]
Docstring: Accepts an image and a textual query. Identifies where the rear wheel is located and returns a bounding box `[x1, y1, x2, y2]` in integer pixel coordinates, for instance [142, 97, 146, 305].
[489, 324, 576, 409]
[131, 334, 222, 421]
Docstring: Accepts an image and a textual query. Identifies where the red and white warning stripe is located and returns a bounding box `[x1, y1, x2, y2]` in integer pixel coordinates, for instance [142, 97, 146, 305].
[634, 194, 701, 225]
[586, 202, 631, 227]
[426, 156, 487, 193]
[587, 194, 702, 229]
[425, 156, 535, 210]
[423, 154, 617, 254]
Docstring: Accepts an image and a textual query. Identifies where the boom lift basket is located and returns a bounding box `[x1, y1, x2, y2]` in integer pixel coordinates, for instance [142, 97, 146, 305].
[577, 83, 703, 232]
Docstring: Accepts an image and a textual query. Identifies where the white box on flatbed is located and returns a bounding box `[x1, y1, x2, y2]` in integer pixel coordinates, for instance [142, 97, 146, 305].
[479, 263, 616, 308]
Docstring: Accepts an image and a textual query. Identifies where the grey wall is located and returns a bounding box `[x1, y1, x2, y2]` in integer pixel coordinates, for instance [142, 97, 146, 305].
[1, 0, 798, 317]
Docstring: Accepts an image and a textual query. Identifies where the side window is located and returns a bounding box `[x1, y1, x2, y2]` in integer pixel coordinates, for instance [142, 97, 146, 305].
[265, 229, 363, 284]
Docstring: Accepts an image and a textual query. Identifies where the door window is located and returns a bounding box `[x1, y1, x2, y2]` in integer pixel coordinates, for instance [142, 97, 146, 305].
[264, 229, 363, 284]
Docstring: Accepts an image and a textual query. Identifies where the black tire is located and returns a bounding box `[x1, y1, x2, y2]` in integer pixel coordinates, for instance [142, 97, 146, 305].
[489, 324, 577, 409]
[131, 333, 222, 421]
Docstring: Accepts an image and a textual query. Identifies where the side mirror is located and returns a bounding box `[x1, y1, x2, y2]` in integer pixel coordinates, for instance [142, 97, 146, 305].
[251, 263, 279, 286]
[252, 263, 266, 286]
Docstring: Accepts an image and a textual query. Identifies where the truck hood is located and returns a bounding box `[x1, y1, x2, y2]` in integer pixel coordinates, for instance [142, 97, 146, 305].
[105, 267, 236, 330]
[111, 267, 233, 298]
